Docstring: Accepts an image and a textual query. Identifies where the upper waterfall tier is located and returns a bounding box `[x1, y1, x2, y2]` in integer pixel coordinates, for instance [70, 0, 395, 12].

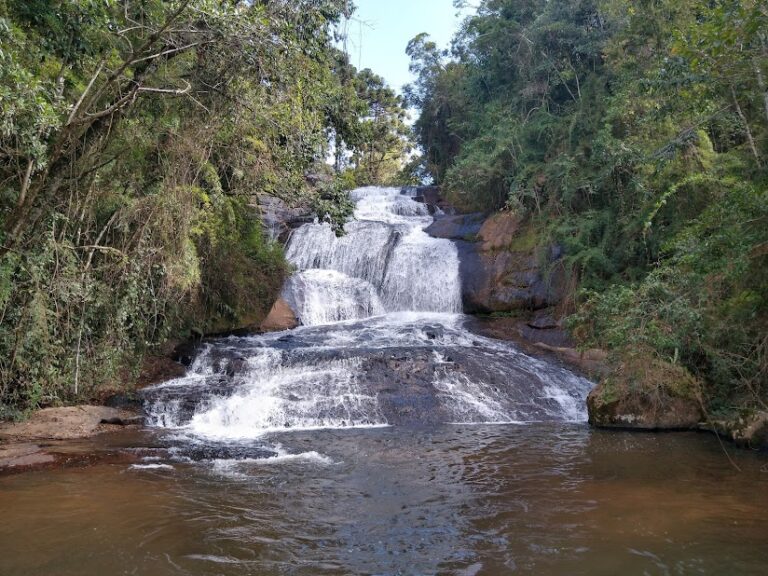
[283, 186, 462, 325]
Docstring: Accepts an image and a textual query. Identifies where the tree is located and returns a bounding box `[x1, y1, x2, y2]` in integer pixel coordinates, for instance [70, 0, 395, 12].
[0, 0, 362, 414]
[349, 69, 410, 184]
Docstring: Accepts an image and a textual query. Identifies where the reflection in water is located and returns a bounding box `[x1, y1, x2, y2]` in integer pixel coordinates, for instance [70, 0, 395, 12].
[0, 425, 767, 576]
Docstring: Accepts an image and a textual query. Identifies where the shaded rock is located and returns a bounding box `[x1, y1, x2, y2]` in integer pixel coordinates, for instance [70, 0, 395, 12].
[425, 205, 567, 314]
[455, 239, 566, 313]
[702, 411, 768, 450]
[103, 392, 143, 411]
[100, 416, 145, 426]
[136, 354, 187, 387]
[254, 194, 313, 243]
[173, 339, 205, 367]
[424, 213, 485, 240]
[526, 309, 560, 330]
[401, 185, 456, 214]
[261, 297, 299, 332]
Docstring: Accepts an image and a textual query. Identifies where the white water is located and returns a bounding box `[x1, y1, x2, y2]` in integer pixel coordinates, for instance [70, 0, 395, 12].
[144, 187, 593, 444]
[284, 186, 462, 324]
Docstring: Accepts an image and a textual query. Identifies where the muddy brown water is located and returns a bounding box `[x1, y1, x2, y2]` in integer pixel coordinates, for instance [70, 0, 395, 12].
[0, 425, 766, 575]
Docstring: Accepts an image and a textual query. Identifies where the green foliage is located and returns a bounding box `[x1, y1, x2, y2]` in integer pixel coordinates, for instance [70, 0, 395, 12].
[329, 62, 412, 186]
[0, 0, 367, 414]
[411, 0, 768, 415]
[311, 181, 355, 235]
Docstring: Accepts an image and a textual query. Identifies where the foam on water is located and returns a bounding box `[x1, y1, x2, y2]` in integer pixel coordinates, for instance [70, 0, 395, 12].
[143, 186, 594, 444]
[129, 464, 175, 471]
[283, 186, 460, 325]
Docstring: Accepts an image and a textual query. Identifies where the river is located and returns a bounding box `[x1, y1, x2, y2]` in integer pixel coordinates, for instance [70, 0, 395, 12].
[0, 187, 766, 575]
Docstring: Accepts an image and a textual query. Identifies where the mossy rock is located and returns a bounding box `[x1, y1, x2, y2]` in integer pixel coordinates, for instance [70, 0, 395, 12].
[703, 411, 768, 451]
[587, 351, 704, 430]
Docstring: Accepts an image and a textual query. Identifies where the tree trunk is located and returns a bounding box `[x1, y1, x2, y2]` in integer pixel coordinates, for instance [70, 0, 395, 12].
[731, 85, 762, 168]
[754, 59, 768, 126]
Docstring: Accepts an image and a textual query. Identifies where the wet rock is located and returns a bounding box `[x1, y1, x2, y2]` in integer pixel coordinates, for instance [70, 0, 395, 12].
[99, 416, 145, 426]
[174, 444, 277, 462]
[103, 392, 144, 411]
[142, 334, 593, 431]
[401, 185, 456, 214]
[136, 354, 188, 388]
[424, 213, 485, 240]
[421, 324, 445, 341]
[0, 443, 55, 469]
[173, 339, 205, 367]
[261, 297, 300, 332]
[140, 375, 240, 426]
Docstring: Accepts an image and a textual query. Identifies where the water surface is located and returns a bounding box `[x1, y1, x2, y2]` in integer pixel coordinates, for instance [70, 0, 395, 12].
[1, 425, 766, 575]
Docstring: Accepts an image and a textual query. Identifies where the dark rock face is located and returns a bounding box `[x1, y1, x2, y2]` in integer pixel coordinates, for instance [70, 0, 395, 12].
[426, 209, 567, 314]
[174, 444, 278, 462]
[254, 194, 313, 243]
[455, 239, 566, 313]
[141, 319, 592, 429]
[172, 340, 205, 367]
[425, 213, 486, 240]
[401, 186, 457, 215]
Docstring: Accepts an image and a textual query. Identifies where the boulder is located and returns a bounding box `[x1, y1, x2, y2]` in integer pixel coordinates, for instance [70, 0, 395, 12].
[424, 213, 485, 240]
[587, 355, 704, 430]
[426, 208, 567, 314]
[703, 411, 768, 450]
[260, 298, 299, 332]
[588, 385, 703, 429]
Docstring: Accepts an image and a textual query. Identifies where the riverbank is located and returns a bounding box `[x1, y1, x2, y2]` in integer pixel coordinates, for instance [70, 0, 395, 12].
[0, 406, 143, 474]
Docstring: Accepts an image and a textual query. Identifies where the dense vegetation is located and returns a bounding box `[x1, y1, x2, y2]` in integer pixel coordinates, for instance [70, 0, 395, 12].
[0, 0, 409, 416]
[407, 0, 767, 418]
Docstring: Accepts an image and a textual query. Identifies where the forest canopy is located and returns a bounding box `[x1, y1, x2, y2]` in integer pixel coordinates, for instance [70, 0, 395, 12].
[406, 0, 767, 418]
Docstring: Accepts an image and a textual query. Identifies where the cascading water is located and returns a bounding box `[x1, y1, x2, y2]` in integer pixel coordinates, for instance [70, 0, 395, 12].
[143, 186, 593, 447]
[283, 186, 462, 323]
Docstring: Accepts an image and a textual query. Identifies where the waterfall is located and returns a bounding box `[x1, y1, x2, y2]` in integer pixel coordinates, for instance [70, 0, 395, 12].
[283, 186, 462, 325]
[143, 186, 594, 441]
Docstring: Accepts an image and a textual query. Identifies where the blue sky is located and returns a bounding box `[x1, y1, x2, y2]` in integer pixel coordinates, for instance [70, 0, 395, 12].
[343, 0, 467, 93]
